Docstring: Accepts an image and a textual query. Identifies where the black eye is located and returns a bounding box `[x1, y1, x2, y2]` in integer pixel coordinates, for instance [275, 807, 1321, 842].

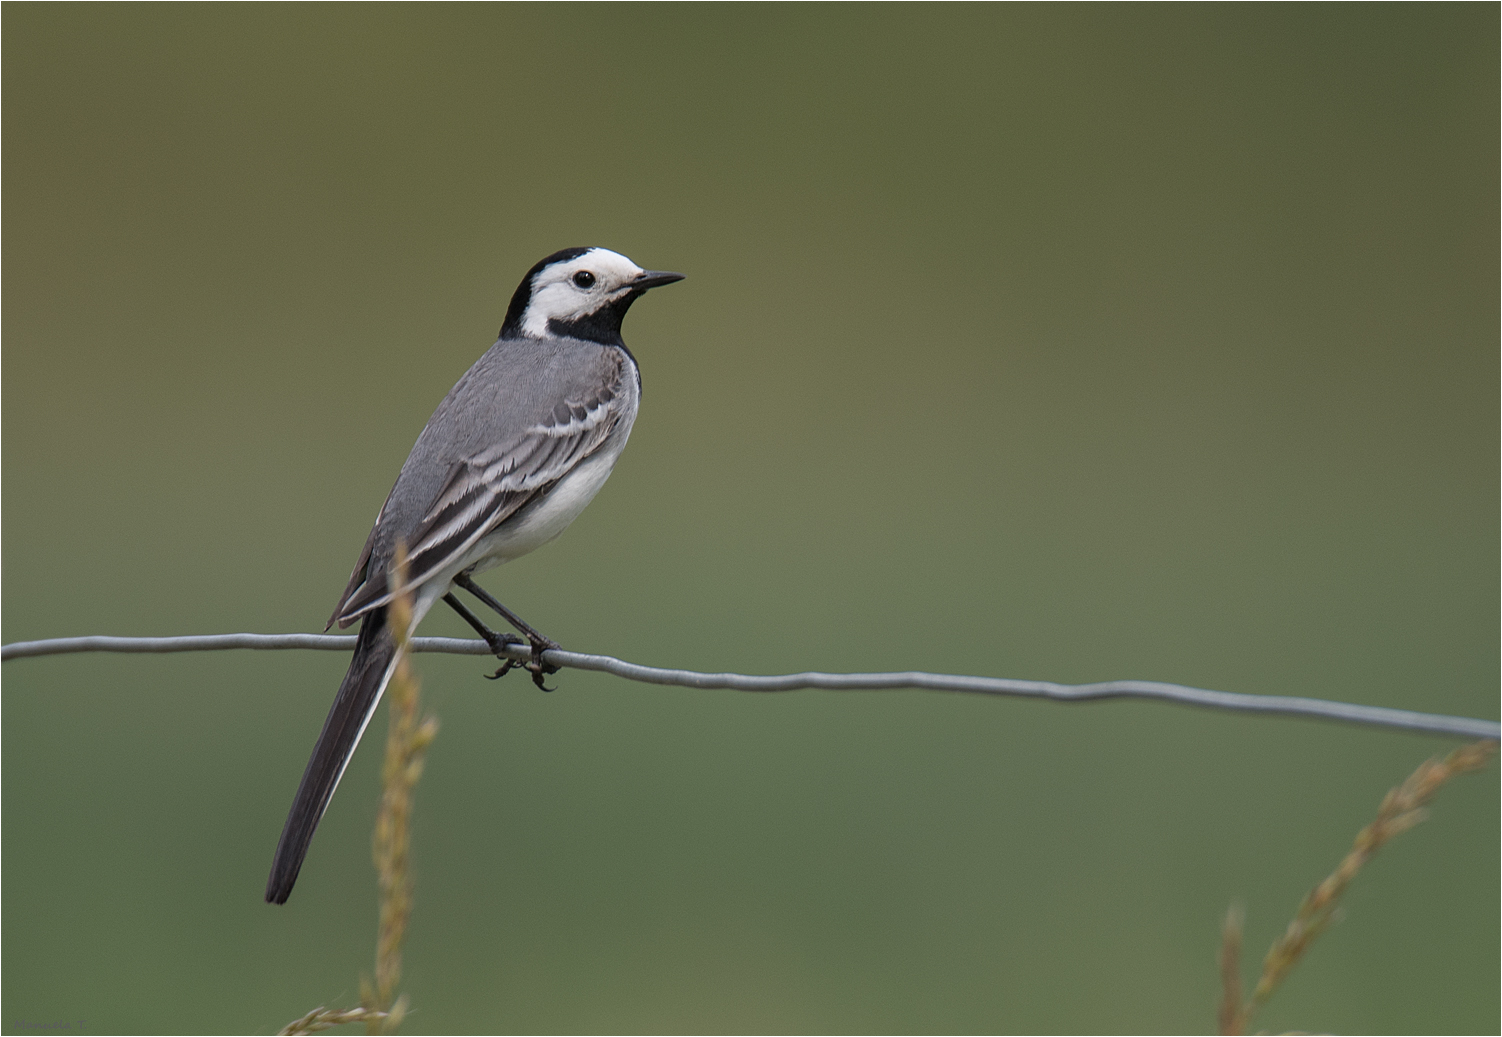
[572, 270, 596, 288]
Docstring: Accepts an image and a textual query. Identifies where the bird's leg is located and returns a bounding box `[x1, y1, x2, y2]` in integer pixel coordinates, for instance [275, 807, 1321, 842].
[453, 573, 561, 691]
[442, 592, 524, 680]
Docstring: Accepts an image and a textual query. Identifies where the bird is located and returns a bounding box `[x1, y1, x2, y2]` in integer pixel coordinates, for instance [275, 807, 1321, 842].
[265, 247, 683, 905]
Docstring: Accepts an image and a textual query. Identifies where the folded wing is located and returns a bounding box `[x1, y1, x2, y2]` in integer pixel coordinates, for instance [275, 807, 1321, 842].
[330, 365, 629, 628]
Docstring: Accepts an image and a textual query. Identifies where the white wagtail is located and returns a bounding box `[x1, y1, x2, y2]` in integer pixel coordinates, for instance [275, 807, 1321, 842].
[266, 247, 683, 904]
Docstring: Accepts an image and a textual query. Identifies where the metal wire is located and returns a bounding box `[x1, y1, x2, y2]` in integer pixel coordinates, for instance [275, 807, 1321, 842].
[3, 632, 1496, 741]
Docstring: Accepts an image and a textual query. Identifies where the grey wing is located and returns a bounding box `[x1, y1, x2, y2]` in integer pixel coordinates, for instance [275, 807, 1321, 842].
[330, 360, 630, 627]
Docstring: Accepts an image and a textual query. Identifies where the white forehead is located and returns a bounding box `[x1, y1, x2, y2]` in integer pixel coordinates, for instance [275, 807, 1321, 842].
[536, 248, 643, 287]
[521, 248, 645, 335]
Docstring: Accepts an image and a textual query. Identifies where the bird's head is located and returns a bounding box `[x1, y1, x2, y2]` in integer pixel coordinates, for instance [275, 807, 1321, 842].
[500, 247, 684, 345]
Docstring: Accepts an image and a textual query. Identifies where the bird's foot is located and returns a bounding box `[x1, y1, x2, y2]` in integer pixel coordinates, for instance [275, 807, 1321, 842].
[523, 635, 562, 692]
[482, 632, 559, 690]
[480, 631, 526, 680]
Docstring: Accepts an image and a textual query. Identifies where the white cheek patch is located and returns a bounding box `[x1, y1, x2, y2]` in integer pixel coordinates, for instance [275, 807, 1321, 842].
[520, 248, 644, 336]
[522, 282, 592, 335]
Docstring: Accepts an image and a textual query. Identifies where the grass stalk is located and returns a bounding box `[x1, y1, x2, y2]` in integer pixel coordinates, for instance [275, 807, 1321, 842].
[281, 544, 437, 1036]
[365, 545, 437, 1033]
[1216, 904, 1244, 1036]
[278, 1006, 389, 1036]
[1220, 738, 1497, 1034]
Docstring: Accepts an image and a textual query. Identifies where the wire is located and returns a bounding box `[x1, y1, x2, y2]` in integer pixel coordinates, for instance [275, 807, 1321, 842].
[2, 632, 1496, 741]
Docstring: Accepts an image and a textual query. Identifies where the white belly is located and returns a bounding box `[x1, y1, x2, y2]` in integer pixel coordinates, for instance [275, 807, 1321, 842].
[476, 444, 621, 566]
[441, 421, 635, 586]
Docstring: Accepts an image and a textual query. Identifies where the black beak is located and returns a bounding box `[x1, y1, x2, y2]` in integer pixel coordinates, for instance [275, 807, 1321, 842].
[632, 270, 686, 290]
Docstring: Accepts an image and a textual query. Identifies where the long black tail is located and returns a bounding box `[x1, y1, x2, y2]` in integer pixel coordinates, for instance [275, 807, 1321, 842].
[265, 608, 395, 904]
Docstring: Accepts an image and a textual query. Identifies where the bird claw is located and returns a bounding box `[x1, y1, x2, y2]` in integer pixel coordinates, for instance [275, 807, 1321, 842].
[482, 633, 560, 691]
[480, 632, 525, 680]
[525, 638, 561, 692]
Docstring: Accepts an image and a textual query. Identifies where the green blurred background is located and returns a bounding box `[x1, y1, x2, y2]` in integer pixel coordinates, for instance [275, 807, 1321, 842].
[3, 6, 1496, 1034]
